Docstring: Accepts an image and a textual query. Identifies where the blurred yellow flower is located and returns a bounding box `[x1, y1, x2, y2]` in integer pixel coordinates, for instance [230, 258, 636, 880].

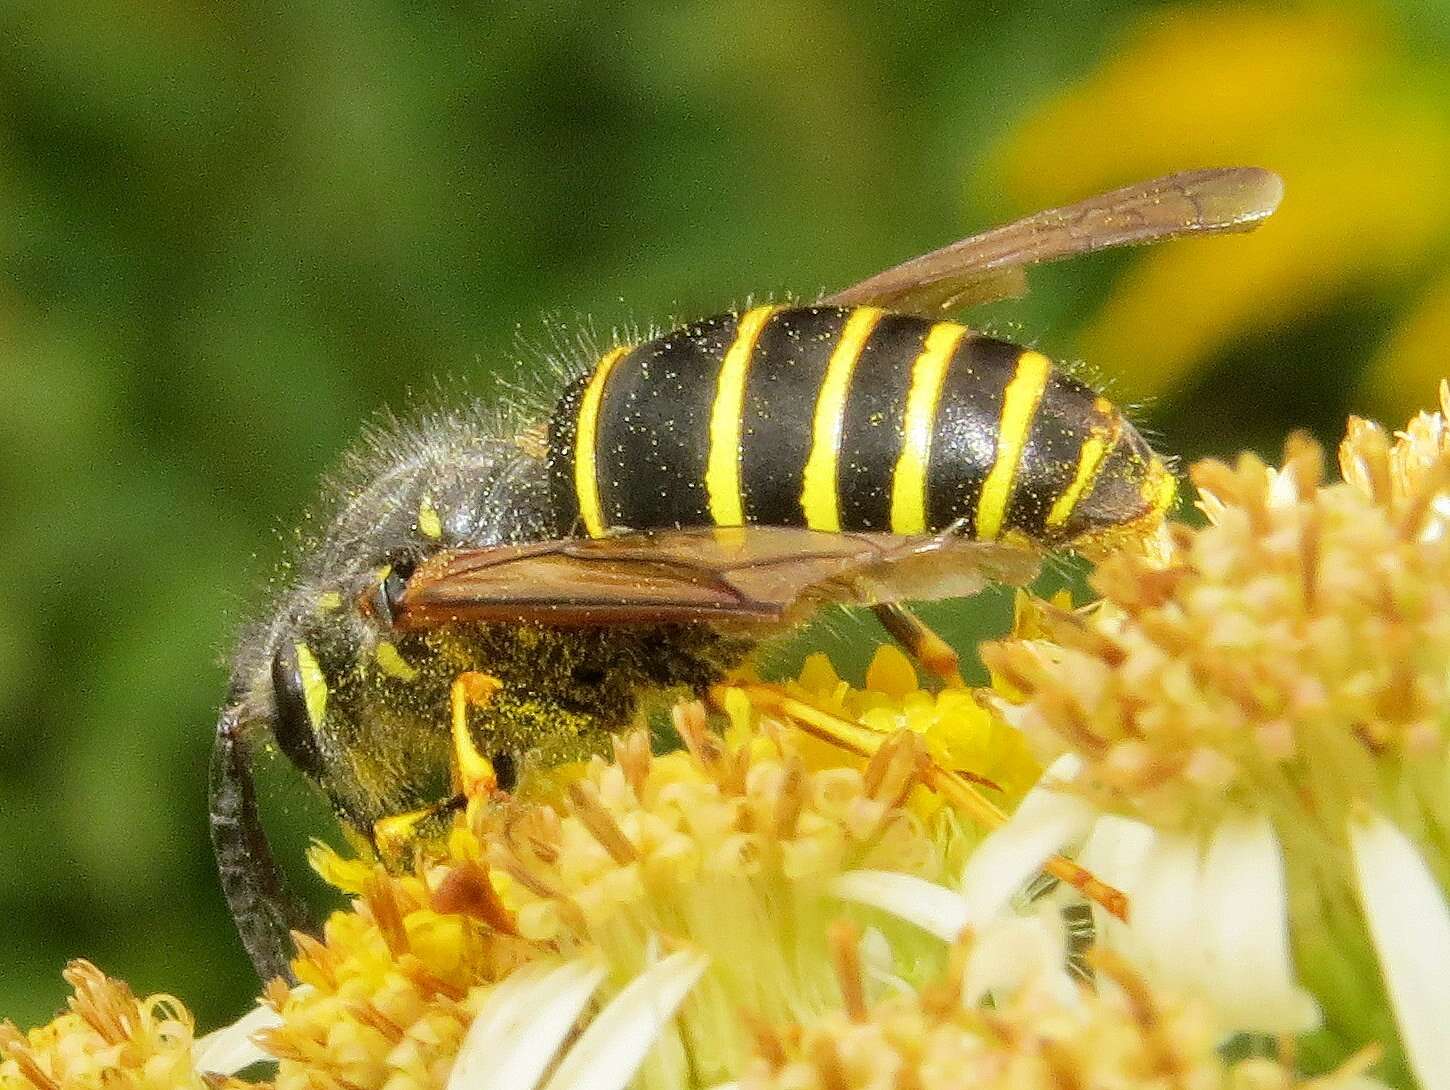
[983, 3, 1450, 419]
[0, 962, 251, 1090]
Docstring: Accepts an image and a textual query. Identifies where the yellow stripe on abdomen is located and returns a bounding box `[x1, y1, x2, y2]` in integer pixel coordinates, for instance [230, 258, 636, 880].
[976, 350, 1052, 541]
[1045, 420, 1118, 530]
[573, 344, 632, 538]
[890, 322, 968, 534]
[800, 307, 884, 530]
[707, 305, 781, 525]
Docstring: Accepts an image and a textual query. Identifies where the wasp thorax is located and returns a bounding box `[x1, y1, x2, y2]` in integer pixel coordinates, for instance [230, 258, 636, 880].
[315, 414, 554, 573]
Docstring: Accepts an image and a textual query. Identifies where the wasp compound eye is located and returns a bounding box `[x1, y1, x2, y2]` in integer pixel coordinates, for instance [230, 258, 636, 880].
[371, 565, 410, 626]
[271, 642, 325, 777]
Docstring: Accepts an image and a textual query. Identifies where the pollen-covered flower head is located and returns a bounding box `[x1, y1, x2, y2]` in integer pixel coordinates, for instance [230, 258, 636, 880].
[973, 394, 1450, 1085]
[254, 695, 981, 1090]
[1340, 378, 1450, 538]
[741, 939, 1329, 1090]
[0, 962, 246, 1090]
[983, 425, 1450, 834]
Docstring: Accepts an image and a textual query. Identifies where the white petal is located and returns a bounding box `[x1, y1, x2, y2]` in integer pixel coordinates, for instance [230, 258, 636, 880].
[1076, 816, 1173, 1015]
[542, 950, 709, 1090]
[1199, 812, 1319, 1033]
[831, 870, 970, 941]
[449, 959, 607, 1090]
[858, 926, 910, 995]
[960, 755, 1097, 924]
[1350, 810, 1450, 1090]
[1126, 825, 1204, 986]
[193, 1000, 286, 1074]
[965, 907, 1076, 1006]
[1083, 815, 1319, 1035]
[1075, 813, 1156, 948]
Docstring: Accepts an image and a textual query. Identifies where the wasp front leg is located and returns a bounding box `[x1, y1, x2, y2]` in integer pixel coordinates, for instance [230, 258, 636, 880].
[449, 671, 504, 796]
[372, 671, 506, 863]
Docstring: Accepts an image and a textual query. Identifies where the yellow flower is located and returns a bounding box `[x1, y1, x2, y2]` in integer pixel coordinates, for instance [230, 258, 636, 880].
[0, 962, 250, 1090]
[981, 3, 1450, 419]
[775, 644, 1040, 803]
[258, 862, 535, 1090]
[209, 702, 990, 1090]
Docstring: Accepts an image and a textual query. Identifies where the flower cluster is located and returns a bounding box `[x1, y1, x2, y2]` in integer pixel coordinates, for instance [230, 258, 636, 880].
[257, 859, 535, 1090]
[0, 961, 247, 1090]
[983, 429, 1450, 832]
[971, 391, 1450, 1085]
[740, 942, 1347, 1090]
[245, 697, 968, 1090]
[10, 393, 1450, 1090]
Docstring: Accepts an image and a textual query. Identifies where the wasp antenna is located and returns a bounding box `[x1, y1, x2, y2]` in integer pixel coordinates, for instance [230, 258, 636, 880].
[209, 705, 315, 982]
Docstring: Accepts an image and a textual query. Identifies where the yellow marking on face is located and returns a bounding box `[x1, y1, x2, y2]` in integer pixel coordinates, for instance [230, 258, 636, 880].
[976, 350, 1052, 541]
[316, 591, 343, 612]
[707, 305, 781, 525]
[375, 640, 419, 682]
[1045, 417, 1120, 529]
[801, 307, 884, 530]
[294, 642, 328, 727]
[417, 495, 443, 540]
[574, 344, 633, 537]
[890, 321, 968, 534]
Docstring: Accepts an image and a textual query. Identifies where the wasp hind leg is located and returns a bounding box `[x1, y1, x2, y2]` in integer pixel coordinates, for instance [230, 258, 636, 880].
[210, 705, 317, 982]
[871, 603, 966, 688]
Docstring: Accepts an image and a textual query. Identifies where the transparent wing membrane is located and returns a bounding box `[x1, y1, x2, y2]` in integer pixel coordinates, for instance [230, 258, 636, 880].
[827, 167, 1283, 314]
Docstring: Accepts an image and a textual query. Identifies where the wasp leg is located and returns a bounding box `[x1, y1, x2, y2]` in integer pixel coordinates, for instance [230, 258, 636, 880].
[373, 794, 468, 864]
[451, 671, 504, 797]
[209, 705, 316, 982]
[726, 681, 1128, 921]
[871, 603, 966, 688]
[373, 672, 505, 865]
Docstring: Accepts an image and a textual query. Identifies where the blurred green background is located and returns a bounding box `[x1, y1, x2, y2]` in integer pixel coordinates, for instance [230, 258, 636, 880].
[5, 0, 1450, 1027]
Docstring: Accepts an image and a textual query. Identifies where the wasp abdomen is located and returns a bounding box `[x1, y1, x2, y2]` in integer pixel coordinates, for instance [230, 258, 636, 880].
[548, 305, 1171, 548]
